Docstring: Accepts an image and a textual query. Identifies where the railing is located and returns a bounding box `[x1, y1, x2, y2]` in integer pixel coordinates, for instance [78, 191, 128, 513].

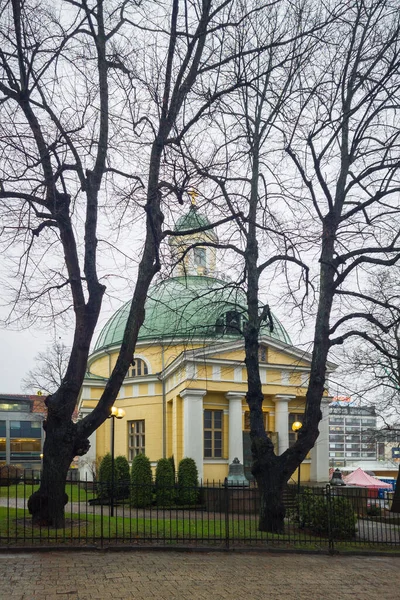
[0, 473, 399, 553]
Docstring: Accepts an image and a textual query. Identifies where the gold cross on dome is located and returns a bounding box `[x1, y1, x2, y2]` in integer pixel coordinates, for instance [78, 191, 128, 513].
[189, 189, 198, 206]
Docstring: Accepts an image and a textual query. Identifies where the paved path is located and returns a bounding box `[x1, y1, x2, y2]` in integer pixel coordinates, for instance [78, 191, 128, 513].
[0, 550, 399, 600]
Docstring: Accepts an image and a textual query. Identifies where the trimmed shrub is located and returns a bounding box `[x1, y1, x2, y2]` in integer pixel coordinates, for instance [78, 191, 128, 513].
[292, 489, 357, 539]
[97, 453, 113, 500]
[155, 458, 175, 506]
[177, 457, 199, 505]
[115, 455, 130, 499]
[0, 465, 22, 486]
[367, 504, 381, 517]
[167, 455, 176, 481]
[130, 454, 153, 508]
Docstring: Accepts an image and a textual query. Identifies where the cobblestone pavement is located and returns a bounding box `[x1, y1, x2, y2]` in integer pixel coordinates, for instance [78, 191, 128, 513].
[0, 550, 399, 600]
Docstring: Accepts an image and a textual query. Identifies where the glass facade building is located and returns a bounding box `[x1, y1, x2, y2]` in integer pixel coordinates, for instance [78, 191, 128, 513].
[0, 395, 45, 470]
[329, 403, 378, 467]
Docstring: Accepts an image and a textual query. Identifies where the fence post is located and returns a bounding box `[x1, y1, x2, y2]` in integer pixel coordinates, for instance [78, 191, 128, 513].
[326, 484, 334, 555]
[224, 482, 230, 549]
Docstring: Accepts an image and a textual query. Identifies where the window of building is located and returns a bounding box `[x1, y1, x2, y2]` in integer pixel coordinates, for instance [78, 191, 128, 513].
[289, 413, 303, 447]
[0, 401, 30, 412]
[377, 442, 385, 459]
[204, 410, 223, 458]
[128, 420, 145, 460]
[194, 247, 206, 267]
[259, 346, 267, 363]
[10, 438, 41, 460]
[131, 358, 148, 378]
[244, 411, 268, 431]
[0, 434, 5, 461]
[10, 421, 41, 438]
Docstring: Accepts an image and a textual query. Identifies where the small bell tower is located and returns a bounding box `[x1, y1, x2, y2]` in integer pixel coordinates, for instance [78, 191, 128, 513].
[169, 191, 218, 277]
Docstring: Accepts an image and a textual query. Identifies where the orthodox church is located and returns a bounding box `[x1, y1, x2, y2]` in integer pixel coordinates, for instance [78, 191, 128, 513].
[78, 206, 333, 483]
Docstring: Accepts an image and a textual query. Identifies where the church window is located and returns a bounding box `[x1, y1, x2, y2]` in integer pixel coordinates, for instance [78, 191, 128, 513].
[128, 420, 145, 459]
[204, 409, 223, 458]
[131, 358, 148, 377]
[244, 411, 268, 431]
[194, 247, 206, 267]
[259, 346, 267, 362]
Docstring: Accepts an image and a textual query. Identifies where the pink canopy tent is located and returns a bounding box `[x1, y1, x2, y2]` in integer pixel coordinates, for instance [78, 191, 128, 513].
[343, 467, 392, 488]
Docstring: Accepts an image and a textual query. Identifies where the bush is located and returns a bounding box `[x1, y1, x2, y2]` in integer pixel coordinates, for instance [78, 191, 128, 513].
[115, 455, 130, 499]
[0, 465, 22, 486]
[97, 454, 130, 501]
[97, 453, 112, 500]
[291, 488, 357, 540]
[155, 458, 175, 506]
[167, 455, 176, 480]
[130, 454, 153, 508]
[177, 457, 199, 505]
[367, 504, 382, 517]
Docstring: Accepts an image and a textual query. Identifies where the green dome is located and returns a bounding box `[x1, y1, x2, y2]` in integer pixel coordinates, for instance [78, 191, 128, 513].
[93, 276, 291, 352]
[175, 206, 213, 233]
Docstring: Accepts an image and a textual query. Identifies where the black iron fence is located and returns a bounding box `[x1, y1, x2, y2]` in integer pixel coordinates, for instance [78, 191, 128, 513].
[0, 473, 399, 553]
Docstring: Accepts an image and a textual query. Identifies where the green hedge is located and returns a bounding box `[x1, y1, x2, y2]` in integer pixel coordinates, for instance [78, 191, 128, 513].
[98, 453, 130, 500]
[130, 454, 153, 508]
[292, 489, 357, 539]
[177, 458, 199, 505]
[115, 455, 130, 499]
[155, 458, 175, 506]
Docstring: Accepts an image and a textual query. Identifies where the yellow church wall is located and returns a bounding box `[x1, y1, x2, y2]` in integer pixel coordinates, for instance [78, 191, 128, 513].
[166, 401, 173, 458]
[268, 348, 310, 367]
[288, 399, 306, 413]
[90, 388, 103, 400]
[291, 463, 310, 483]
[223, 412, 229, 458]
[204, 463, 229, 482]
[94, 395, 163, 463]
[221, 366, 234, 380]
[266, 369, 281, 385]
[89, 354, 111, 377]
[172, 396, 183, 463]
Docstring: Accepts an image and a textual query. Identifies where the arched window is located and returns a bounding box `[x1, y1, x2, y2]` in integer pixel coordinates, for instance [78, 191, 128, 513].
[131, 358, 148, 377]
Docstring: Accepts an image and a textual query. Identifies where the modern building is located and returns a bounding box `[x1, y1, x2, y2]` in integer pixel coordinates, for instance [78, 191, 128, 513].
[329, 401, 378, 467]
[0, 394, 46, 470]
[78, 205, 335, 484]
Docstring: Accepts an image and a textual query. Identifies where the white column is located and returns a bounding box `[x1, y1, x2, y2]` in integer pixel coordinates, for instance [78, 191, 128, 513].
[310, 397, 331, 482]
[77, 408, 97, 482]
[226, 392, 246, 464]
[273, 395, 296, 455]
[180, 388, 206, 482]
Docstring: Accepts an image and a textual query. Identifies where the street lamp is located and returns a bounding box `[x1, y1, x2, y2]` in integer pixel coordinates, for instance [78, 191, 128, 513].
[109, 406, 125, 517]
[292, 420, 303, 493]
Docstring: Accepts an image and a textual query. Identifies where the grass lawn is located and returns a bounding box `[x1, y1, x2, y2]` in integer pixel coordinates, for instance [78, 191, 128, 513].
[0, 505, 308, 546]
[0, 483, 96, 503]
[1, 507, 400, 553]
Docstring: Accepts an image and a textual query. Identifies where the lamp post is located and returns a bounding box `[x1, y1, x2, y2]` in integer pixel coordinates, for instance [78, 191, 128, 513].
[292, 420, 303, 493]
[109, 406, 125, 517]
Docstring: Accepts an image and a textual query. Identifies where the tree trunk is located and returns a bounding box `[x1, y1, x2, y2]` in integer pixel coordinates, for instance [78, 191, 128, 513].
[390, 465, 400, 514]
[256, 464, 286, 533]
[28, 416, 81, 527]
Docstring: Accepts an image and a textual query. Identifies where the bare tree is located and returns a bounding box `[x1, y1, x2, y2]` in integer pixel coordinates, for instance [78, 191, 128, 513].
[340, 268, 400, 511]
[0, 0, 249, 526]
[187, 0, 400, 532]
[22, 342, 70, 395]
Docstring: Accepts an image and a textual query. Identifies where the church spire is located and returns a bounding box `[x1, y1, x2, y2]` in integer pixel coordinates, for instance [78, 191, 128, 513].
[169, 199, 218, 277]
